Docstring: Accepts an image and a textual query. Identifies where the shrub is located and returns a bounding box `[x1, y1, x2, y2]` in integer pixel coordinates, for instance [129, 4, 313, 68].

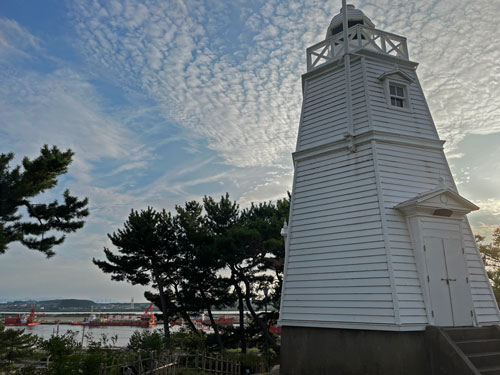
[127, 330, 164, 352]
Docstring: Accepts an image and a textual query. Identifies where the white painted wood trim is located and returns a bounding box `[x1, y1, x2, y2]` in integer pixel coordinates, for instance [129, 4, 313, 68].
[293, 130, 445, 162]
[344, 53, 354, 135]
[280, 319, 427, 331]
[302, 48, 418, 86]
[464, 215, 500, 322]
[440, 149, 500, 316]
[440, 148, 500, 322]
[278, 164, 300, 324]
[371, 140, 401, 324]
[380, 77, 414, 114]
[342, 0, 354, 138]
[352, 49, 418, 69]
[414, 76, 439, 138]
[458, 220, 479, 327]
[360, 56, 374, 131]
[295, 80, 309, 152]
[412, 216, 434, 323]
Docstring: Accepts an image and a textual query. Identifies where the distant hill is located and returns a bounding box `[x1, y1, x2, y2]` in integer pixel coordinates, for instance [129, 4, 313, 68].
[38, 299, 96, 308]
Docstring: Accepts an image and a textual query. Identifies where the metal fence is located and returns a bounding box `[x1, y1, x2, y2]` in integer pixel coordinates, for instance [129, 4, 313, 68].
[99, 351, 241, 375]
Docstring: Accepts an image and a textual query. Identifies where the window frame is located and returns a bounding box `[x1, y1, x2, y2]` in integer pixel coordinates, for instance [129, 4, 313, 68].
[379, 73, 414, 113]
[389, 83, 405, 107]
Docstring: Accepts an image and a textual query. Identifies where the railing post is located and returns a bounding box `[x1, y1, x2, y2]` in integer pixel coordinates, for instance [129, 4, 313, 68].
[403, 41, 409, 59]
[381, 33, 386, 53]
[306, 50, 311, 71]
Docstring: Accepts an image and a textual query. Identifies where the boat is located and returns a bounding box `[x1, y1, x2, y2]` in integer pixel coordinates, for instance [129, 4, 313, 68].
[4, 306, 41, 326]
[198, 316, 235, 326]
[71, 303, 156, 328]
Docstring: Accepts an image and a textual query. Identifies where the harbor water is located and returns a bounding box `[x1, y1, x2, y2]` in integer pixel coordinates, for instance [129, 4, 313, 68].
[9, 324, 166, 347]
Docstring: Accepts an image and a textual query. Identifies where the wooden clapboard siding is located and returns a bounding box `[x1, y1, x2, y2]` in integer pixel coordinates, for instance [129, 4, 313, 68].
[374, 142, 431, 324]
[363, 58, 438, 139]
[350, 59, 370, 134]
[281, 143, 396, 326]
[296, 67, 347, 151]
[461, 220, 500, 324]
[375, 139, 499, 325]
[281, 19, 500, 331]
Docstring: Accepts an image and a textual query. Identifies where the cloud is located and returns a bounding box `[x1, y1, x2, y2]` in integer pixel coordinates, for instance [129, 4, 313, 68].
[0, 244, 149, 301]
[68, 0, 327, 168]
[67, 0, 500, 171]
[238, 170, 293, 208]
[0, 17, 40, 59]
[2, 0, 500, 300]
[0, 68, 147, 183]
[360, 0, 500, 154]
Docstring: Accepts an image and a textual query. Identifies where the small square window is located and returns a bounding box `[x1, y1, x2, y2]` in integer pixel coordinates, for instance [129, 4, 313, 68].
[391, 97, 404, 107]
[389, 84, 405, 108]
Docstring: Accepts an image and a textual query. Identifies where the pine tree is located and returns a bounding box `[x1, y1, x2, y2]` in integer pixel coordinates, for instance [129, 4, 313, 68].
[216, 197, 290, 353]
[93, 208, 179, 338]
[0, 324, 38, 371]
[476, 227, 500, 304]
[176, 200, 233, 351]
[0, 145, 89, 257]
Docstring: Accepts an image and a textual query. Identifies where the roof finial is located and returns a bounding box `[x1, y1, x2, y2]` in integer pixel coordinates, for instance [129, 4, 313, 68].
[342, 0, 349, 55]
[281, 220, 288, 238]
[438, 176, 447, 189]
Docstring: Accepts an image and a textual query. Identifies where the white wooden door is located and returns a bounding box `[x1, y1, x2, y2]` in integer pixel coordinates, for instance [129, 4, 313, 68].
[444, 237, 474, 326]
[424, 234, 473, 326]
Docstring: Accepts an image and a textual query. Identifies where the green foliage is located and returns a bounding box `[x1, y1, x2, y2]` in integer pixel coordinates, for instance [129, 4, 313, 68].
[93, 207, 179, 337]
[95, 192, 289, 354]
[225, 348, 269, 373]
[168, 332, 207, 352]
[476, 228, 500, 303]
[39, 331, 81, 375]
[37, 331, 118, 375]
[93, 208, 177, 285]
[0, 324, 38, 372]
[0, 145, 89, 257]
[127, 330, 164, 352]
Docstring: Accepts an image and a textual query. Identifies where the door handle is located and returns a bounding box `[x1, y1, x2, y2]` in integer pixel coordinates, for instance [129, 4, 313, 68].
[441, 278, 457, 284]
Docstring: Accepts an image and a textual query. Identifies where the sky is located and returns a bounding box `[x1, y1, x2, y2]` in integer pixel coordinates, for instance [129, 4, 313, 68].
[0, 0, 499, 303]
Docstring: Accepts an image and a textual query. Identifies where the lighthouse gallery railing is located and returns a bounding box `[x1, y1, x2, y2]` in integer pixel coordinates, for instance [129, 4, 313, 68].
[307, 24, 409, 71]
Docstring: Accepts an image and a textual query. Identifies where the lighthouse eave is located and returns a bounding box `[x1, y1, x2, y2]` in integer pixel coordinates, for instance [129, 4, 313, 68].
[302, 49, 418, 94]
[279, 318, 427, 332]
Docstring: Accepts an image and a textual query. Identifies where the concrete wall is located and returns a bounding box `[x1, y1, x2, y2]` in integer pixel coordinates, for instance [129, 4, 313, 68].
[280, 326, 430, 375]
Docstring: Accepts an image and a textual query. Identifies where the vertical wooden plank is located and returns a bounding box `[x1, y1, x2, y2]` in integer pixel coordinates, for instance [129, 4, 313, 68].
[371, 140, 400, 324]
[360, 56, 373, 131]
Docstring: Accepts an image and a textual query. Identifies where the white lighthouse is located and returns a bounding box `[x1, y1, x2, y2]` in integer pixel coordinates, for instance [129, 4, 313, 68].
[279, 4, 500, 374]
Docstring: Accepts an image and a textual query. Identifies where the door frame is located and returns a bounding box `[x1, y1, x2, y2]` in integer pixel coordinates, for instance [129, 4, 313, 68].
[422, 225, 474, 326]
[395, 188, 480, 327]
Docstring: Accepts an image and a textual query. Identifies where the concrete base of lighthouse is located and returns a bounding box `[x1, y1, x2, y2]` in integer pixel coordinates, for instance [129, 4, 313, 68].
[280, 325, 489, 374]
[280, 326, 430, 374]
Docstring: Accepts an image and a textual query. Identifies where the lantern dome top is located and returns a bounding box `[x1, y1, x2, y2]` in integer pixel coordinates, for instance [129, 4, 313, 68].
[326, 4, 375, 38]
